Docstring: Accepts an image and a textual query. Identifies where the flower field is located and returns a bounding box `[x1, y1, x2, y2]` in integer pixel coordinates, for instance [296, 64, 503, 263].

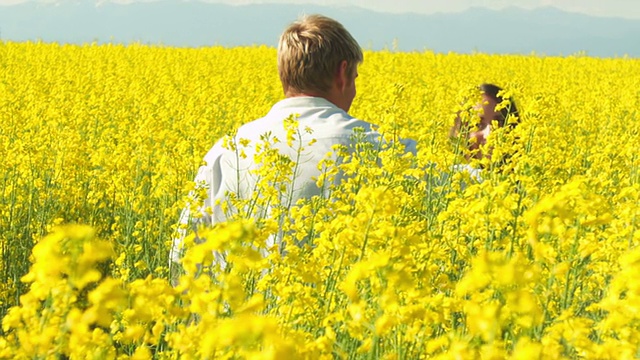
[0, 41, 639, 359]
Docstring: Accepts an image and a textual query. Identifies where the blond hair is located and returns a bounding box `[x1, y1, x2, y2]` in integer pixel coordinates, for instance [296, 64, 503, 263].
[277, 14, 363, 96]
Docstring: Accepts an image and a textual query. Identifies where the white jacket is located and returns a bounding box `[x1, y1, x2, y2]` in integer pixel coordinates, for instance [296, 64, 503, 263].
[170, 96, 416, 266]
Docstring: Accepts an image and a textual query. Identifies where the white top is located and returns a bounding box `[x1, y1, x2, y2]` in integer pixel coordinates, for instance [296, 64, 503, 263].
[170, 96, 416, 265]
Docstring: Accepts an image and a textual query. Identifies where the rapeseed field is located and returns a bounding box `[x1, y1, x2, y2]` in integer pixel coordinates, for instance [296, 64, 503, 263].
[0, 41, 638, 359]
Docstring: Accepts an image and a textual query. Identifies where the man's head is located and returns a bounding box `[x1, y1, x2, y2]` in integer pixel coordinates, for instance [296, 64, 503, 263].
[278, 14, 363, 112]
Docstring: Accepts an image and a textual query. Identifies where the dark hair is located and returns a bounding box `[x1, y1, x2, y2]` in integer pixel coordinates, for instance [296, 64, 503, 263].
[479, 83, 520, 128]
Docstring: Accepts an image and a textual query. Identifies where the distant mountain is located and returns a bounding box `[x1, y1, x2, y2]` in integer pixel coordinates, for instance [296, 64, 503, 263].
[1, 1, 639, 57]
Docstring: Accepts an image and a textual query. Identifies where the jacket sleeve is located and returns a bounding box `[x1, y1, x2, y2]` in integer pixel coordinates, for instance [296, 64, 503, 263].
[169, 143, 225, 265]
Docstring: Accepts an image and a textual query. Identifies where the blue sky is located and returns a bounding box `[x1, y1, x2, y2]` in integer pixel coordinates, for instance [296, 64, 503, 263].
[1, 0, 640, 19]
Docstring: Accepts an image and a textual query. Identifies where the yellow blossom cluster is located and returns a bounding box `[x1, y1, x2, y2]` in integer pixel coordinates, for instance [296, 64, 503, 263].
[0, 40, 639, 359]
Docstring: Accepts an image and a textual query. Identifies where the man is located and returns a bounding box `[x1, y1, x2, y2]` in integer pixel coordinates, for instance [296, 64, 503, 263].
[170, 14, 416, 269]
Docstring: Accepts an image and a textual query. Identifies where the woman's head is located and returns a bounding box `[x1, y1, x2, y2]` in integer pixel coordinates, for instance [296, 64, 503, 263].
[478, 83, 519, 128]
[451, 83, 521, 161]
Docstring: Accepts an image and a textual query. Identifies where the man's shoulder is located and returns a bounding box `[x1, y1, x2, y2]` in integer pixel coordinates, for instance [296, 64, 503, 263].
[258, 97, 379, 136]
[233, 114, 281, 140]
[220, 97, 383, 144]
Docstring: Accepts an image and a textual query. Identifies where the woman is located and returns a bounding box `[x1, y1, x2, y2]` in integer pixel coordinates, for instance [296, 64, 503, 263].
[449, 83, 521, 180]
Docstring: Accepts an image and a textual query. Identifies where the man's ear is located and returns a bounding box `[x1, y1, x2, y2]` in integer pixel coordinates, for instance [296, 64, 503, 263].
[336, 60, 349, 93]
